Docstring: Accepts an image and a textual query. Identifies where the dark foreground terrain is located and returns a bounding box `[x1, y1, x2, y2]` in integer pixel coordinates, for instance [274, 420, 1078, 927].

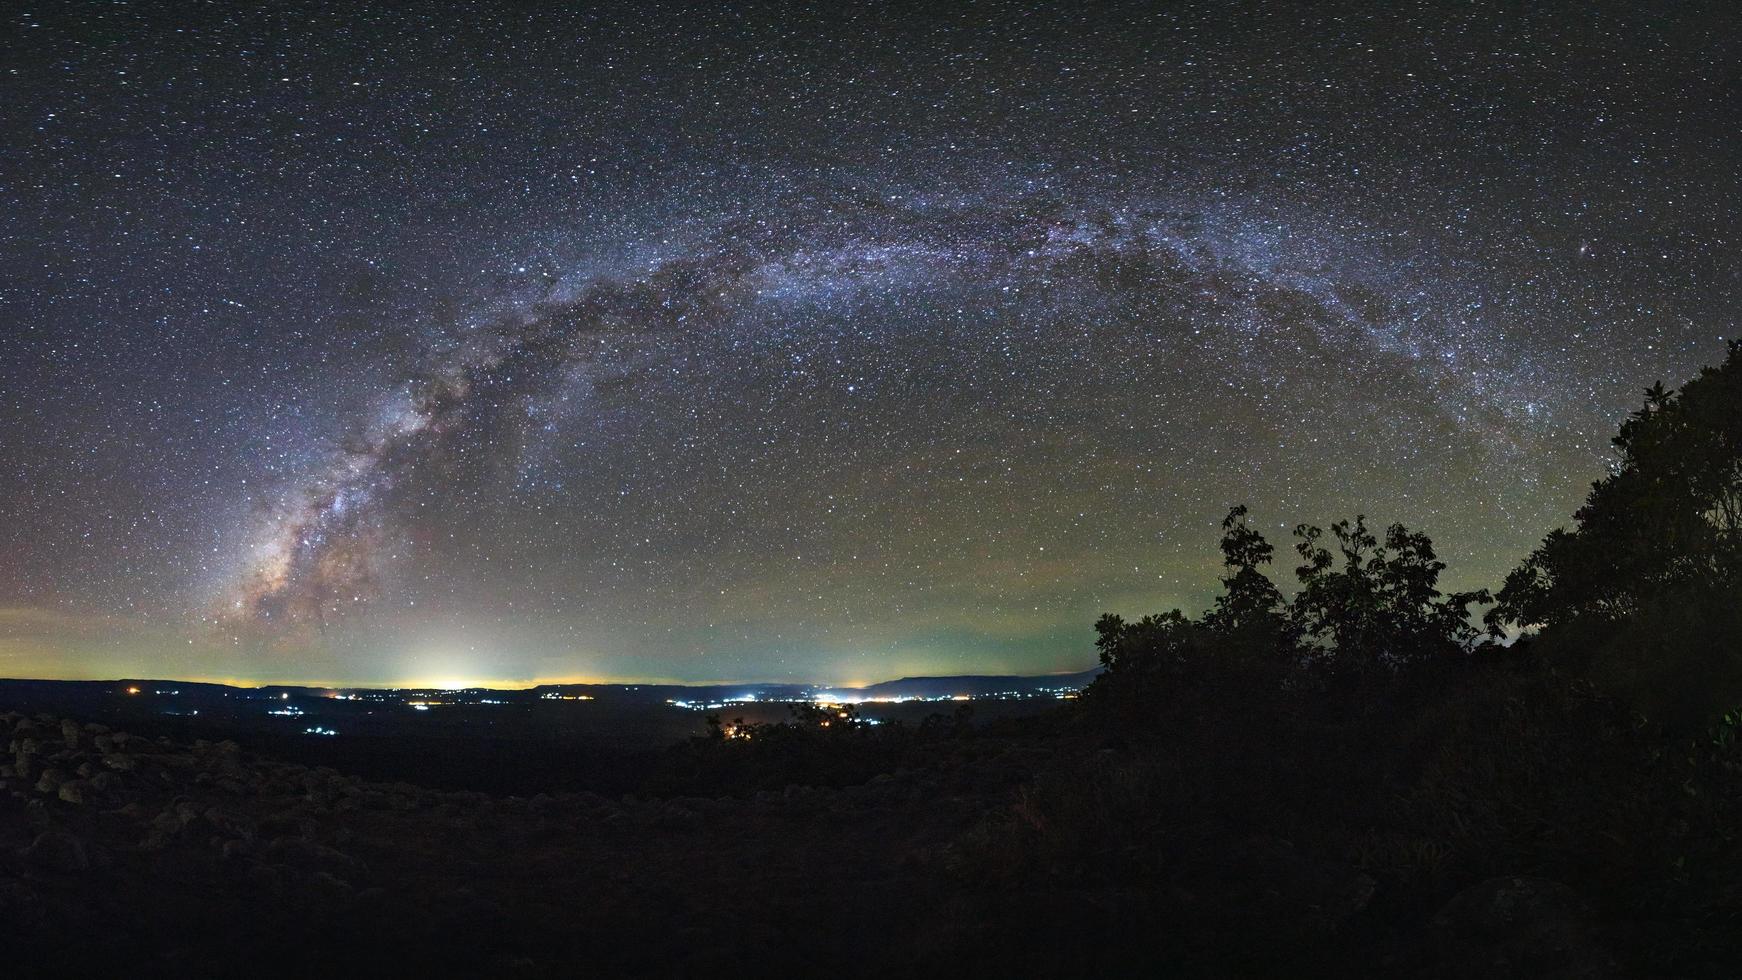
[5, 656, 1737, 979]
[2, 707, 1056, 978]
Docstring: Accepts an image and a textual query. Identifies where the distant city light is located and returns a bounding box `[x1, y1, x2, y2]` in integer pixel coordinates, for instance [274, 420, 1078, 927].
[664, 684, 1091, 712]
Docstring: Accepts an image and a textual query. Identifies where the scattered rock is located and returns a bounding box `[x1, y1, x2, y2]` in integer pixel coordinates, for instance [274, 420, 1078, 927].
[265, 837, 368, 881]
[152, 801, 206, 838]
[246, 863, 288, 897]
[21, 831, 89, 874]
[0, 876, 40, 920]
[1425, 876, 1620, 979]
[307, 871, 355, 903]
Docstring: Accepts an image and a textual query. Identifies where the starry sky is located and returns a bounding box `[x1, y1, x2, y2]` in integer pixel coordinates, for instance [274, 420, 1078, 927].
[2, 0, 1738, 687]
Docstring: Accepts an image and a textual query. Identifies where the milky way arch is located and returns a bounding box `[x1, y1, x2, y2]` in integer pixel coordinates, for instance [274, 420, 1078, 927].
[216, 193, 1542, 637]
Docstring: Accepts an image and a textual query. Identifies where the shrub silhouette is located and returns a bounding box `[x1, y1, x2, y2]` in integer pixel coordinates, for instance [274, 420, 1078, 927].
[1092, 505, 1486, 704]
[1490, 339, 1742, 728]
[1490, 347, 1742, 630]
[1290, 516, 1490, 674]
[931, 347, 1742, 975]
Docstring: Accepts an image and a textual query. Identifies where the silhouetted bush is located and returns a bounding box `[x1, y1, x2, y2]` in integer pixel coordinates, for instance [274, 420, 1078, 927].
[961, 344, 1742, 973]
[1492, 339, 1742, 729]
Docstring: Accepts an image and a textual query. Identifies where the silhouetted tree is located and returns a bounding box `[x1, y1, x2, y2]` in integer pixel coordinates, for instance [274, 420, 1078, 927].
[1487, 341, 1742, 727]
[1490, 341, 1742, 632]
[1202, 505, 1288, 637]
[1094, 609, 1196, 678]
[1090, 507, 1485, 713]
[1291, 516, 1488, 672]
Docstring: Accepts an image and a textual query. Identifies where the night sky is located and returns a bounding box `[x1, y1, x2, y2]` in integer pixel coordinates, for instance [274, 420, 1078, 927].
[2, 1, 1738, 687]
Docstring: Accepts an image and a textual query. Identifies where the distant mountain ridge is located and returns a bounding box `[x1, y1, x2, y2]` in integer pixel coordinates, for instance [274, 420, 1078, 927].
[531, 666, 1104, 703]
[845, 668, 1104, 700]
[0, 667, 1104, 704]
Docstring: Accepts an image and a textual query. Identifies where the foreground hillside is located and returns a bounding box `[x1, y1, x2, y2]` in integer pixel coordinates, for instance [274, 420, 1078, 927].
[4, 683, 1721, 978]
[2, 709, 1075, 977]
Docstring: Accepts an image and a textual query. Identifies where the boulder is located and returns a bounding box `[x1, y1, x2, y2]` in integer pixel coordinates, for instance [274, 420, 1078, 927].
[1182, 836, 1378, 932]
[265, 837, 368, 881]
[152, 800, 206, 838]
[21, 831, 89, 874]
[246, 863, 288, 897]
[203, 807, 257, 841]
[13, 739, 40, 780]
[0, 876, 40, 922]
[307, 871, 355, 903]
[102, 753, 138, 772]
[1424, 876, 1620, 979]
[34, 768, 68, 795]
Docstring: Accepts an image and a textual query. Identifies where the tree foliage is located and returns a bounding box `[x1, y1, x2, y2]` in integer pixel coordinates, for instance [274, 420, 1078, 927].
[1482, 341, 1742, 727]
[1091, 343, 1742, 725]
[1290, 517, 1489, 670]
[1093, 505, 1483, 694]
[1489, 341, 1742, 632]
[1202, 504, 1288, 636]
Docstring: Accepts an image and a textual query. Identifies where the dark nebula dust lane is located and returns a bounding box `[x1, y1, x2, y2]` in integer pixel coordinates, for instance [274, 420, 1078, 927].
[2, 1, 1738, 685]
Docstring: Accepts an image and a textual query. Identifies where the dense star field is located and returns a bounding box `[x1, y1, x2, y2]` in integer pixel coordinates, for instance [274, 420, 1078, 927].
[1, 1, 1737, 686]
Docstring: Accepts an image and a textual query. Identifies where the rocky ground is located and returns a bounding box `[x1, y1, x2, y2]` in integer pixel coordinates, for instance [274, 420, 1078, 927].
[0, 709, 1634, 978]
[0, 709, 1067, 977]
